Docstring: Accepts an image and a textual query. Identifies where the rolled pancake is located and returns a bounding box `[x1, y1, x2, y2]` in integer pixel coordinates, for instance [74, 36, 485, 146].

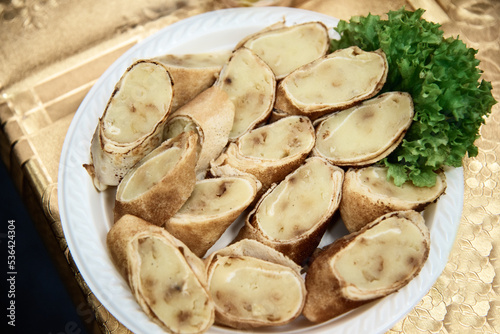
[165, 175, 261, 257]
[107, 214, 214, 333]
[114, 131, 199, 226]
[204, 239, 306, 329]
[210, 115, 315, 195]
[313, 92, 414, 166]
[236, 21, 329, 79]
[154, 50, 231, 111]
[274, 46, 388, 120]
[164, 86, 235, 179]
[303, 210, 430, 323]
[215, 47, 276, 140]
[236, 157, 344, 264]
[85, 60, 174, 191]
[340, 166, 447, 232]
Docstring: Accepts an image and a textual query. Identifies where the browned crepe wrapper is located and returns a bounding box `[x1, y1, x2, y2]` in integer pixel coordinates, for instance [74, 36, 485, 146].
[235, 21, 329, 79]
[165, 174, 261, 257]
[204, 239, 306, 329]
[106, 214, 215, 334]
[164, 86, 235, 179]
[153, 50, 231, 112]
[114, 131, 199, 226]
[274, 46, 388, 120]
[303, 210, 430, 323]
[235, 157, 344, 264]
[86, 59, 174, 191]
[215, 47, 276, 140]
[340, 166, 447, 232]
[312, 92, 414, 167]
[210, 115, 315, 196]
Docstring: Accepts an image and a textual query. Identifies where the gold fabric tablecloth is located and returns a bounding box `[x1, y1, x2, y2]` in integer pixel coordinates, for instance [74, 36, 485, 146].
[1, 0, 498, 333]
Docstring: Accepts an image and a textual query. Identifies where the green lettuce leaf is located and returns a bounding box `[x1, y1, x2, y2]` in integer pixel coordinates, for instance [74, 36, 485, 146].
[331, 8, 497, 187]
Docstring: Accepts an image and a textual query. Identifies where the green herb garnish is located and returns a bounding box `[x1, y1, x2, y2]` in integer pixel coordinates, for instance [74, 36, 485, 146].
[330, 8, 496, 187]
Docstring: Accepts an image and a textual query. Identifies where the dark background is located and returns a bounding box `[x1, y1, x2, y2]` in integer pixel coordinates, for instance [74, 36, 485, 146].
[1, 160, 89, 334]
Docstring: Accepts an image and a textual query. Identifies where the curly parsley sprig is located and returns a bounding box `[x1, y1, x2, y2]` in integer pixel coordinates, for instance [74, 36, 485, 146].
[330, 8, 497, 187]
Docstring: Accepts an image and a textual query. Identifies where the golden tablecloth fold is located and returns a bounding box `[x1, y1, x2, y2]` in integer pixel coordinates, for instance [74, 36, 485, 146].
[1, 0, 498, 333]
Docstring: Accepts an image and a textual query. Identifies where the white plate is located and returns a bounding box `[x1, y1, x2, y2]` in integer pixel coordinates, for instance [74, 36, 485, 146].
[58, 6, 464, 334]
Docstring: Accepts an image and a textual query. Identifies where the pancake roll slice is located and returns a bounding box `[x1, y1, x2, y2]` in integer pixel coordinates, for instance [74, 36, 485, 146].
[303, 210, 430, 323]
[204, 239, 306, 329]
[114, 131, 199, 226]
[274, 46, 388, 120]
[313, 92, 414, 166]
[107, 214, 214, 334]
[215, 47, 276, 140]
[164, 86, 235, 179]
[154, 50, 231, 111]
[85, 60, 174, 191]
[340, 166, 447, 232]
[210, 115, 315, 195]
[165, 174, 262, 257]
[236, 21, 329, 79]
[236, 157, 344, 264]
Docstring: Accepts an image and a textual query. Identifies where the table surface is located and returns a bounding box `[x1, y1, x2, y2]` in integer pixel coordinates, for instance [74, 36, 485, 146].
[1, 0, 499, 333]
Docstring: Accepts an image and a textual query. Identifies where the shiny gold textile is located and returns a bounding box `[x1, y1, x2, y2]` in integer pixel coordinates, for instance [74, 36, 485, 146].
[1, 0, 499, 333]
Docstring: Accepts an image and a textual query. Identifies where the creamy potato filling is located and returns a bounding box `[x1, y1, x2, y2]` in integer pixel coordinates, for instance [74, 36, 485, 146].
[118, 146, 182, 201]
[209, 256, 302, 323]
[244, 22, 328, 78]
[315, 92, 413, 161]
[332, 216, 426, 295]
[176, 178, 254, 216]
[238, 116, 314, 159]
[285, 48, 385, 106]
[102, 62, 172, 143]
[218, 48, 274, 139]
[359, 166, 446, 201]
[255, 158, 334, 240]
[164, 117, 199, 140]
[137, 237, 212, 334]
